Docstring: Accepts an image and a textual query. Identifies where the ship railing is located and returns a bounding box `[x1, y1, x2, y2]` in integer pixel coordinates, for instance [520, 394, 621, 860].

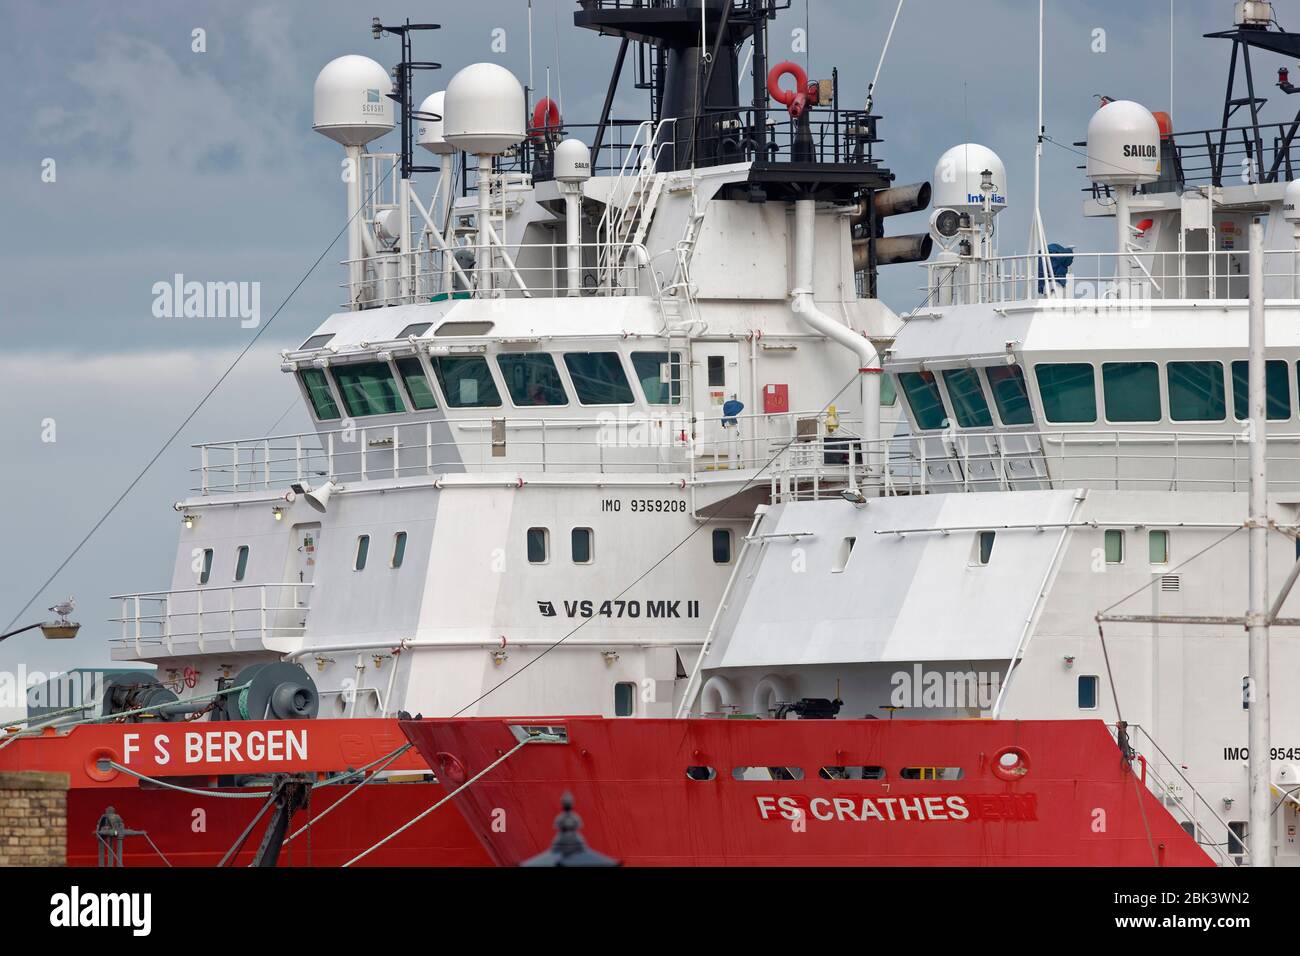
[765, 427, 1300, 500]
[922, 249, 1300, 306]
[190, 409, 863, 494]
[1107, 722, 1248, 868]
[109, 583, 313, 657]
[339, 240, 649, 308]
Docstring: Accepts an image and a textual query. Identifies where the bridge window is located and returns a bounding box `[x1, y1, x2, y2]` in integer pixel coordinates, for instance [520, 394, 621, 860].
[1168, 361, 1226, 421]
[234, 545, 249, 582]
[712, 528, 733, 564]
[333, 362, 406, 417]
[433, 356, 502, 408]
[391, 531, 407, 569]
[435, 321, 494, 336]
[1233, 361, 1291, 420]
[1102, 362, 1160, 423]
[354, 535, 370, 571]
[631, 351, 683, 405]
[299, 369, 341, 421]
[396, 322, 432, 339]
[300, 333, 335, 350]
[497, 353, 568, 406]
[527, 527, 549, 564]
[571, 527, 593, 564]
[564, 352, 635, 405]
[1035, 364, 1097, 423]
[1105, 529, 1124, 564]
[614, 682, 635, 717]
[898, 371, 949, 430]
[985, 364, 1034, 425]
[1078, 675, 1099, 710]
[1149, 529, 1169, 564]
[395, 357, 438, 411]
[941, 369, 993, 428]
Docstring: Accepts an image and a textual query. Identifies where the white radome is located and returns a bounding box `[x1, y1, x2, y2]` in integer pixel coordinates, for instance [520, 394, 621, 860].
[417, 91, 454, 155]
[932, 143, 1007, 222]
[1086, 100, 1160, 186]
[442, 62, 526, 155]
[1284, 179, 1300, 223]
[313, 55, 395, 147]
[553, 138, 592, 184]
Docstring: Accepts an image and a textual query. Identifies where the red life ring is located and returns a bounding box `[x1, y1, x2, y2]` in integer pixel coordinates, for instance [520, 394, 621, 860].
[530, 97, 561, 139]
[183, 666, 199, 689]
[767, 61, 817, 118]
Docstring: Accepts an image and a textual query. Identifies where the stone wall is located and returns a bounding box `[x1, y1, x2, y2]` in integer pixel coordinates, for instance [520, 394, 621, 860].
[0, 771, 68, 866]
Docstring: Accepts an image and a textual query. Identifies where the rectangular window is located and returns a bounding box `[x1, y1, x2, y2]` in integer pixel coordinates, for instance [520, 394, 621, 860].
[333, 362, 406, 417]
[432, 355, 502, 408]
[976, 530, 995, 565]
[1078, 675, 1099, 710]
[396, 322, 432, 339]
[1102, 362, 1160, 423]
[199, 548, 213, 585]
[942, 368, 993, 428]
[880, 373, 897, 407]
[1234, 360, 1292, 420]
[1035, 363, 1097, 423]
[300, 333, 336, 350]
[234, 545, 249, 582]
[571, 527, 593, 564]
[614, 682, 636, 717]
[299, 368, 341, 421]
[527, 527, 549, 564]
[707, 355, 726, 387]
[1228, 821, 1247, 858]
[563, 352, 635, 405]
[354, 534, 370, 571]
[395, 357, 439, 411]
[391, 531, 407, 569]
[631, 351, 683, 405]
[712, 528, 732, 564]
[1149, 529, 1169, 564]
[985, 364, 1034, 425]
[1168, 361, 1226, 421]
[898, 371, 949, 430]
[1105, 529, 1124, 564]
[497, 353, 569, 406]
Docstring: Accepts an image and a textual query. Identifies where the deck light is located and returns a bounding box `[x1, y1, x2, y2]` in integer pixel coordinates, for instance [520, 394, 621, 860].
[272, 506, 284, 521]
[182, 514, 197, 529]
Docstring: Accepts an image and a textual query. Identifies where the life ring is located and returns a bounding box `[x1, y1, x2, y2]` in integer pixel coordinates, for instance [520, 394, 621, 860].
[991, 745, 1031, 781]
[530, 97, 561, 139]
[767, 61, 816, 119]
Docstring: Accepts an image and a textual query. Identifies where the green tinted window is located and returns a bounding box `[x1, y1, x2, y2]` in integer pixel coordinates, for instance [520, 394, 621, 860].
[898, 372, 948, 430]
[1168, 361, 1225, 421]
[564, 353, 635, 405]
[234, 545, 249, 582]
[880, 374, 897, 407]
[1102, 362, 1159, 423]
[631, 352, 683, 405]
[1104, 529, 1124, 564]
[1233, 361, 1291, 420]
[1149, 529, 1168, 564]
[941, 369, 993, 428]
[497, 353, 568, 406]
[985, 364, 1034, 425]
[299, 368, 341, 421]
[433, 356, 502, 408]
[395, 357, 438, 411]
[333, 362, 405, 417]
[1035, 364, 1096, 423]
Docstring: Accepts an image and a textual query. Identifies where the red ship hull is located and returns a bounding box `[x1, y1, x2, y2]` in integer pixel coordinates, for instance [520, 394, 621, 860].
[1, 718, 489, 867]
[400, 717, 1216, 867]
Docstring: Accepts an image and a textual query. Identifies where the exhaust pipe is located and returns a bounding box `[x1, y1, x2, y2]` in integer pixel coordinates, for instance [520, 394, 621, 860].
[851, 181, 932, 225]
[853, 233, 933, 271]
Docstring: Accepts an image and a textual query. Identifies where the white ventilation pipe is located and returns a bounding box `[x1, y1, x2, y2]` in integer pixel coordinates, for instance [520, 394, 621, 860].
[477, 154, 493, 295]
[345, 145, 364, 306]
[564, 186, 582, 297]
[791, 199, 882, 472]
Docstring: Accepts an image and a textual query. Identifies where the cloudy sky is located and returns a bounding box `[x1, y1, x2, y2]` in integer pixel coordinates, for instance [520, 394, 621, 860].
[0, 0, 1252, 707]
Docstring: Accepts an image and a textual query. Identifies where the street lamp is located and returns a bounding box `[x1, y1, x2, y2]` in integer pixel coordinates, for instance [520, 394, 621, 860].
[0, 597, 80, 643]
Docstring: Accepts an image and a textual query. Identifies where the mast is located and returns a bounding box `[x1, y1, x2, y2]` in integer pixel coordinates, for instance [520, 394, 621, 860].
[1246, 216, 1273, 867]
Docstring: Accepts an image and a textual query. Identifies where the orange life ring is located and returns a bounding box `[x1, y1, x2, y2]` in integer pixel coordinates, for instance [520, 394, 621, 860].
[530, 97, 561, 139]
[991, 745, 1031, 781]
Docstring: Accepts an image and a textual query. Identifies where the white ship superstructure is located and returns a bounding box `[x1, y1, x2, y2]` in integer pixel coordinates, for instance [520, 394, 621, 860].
[687, 2, 1300, 866]
[100, 2, 930, 725]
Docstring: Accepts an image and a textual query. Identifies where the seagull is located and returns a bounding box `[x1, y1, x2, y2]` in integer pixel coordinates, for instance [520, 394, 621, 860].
[48, 597, 75, 620]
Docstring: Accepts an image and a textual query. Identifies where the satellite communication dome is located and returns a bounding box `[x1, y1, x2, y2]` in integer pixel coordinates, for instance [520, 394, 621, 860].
[1086, 100, 1160, 186]
[932, 144, 1008, 222]
[416, 91, 454, 155]
[553, 138, 591, 184]
[443, 62, 526, 155]
[313, 55, 395, 147]
[1284, 179, 1300, 223]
